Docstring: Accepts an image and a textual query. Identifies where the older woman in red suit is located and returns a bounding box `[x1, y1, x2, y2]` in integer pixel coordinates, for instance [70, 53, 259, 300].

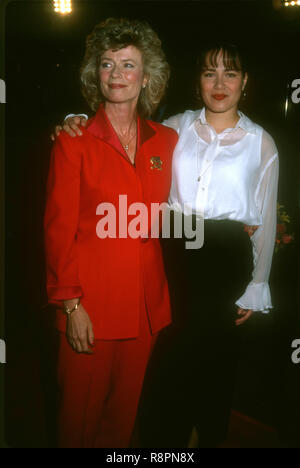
[44, 17, 178, 448]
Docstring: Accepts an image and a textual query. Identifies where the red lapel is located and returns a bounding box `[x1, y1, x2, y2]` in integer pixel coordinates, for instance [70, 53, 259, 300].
[86, 104, 156, 164]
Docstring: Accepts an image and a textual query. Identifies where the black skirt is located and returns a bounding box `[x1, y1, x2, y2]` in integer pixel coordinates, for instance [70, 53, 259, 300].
[139, 216, 253, 448]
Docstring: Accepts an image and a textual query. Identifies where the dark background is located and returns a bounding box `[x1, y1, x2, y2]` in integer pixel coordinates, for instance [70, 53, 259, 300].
[4, 0, 300, 447]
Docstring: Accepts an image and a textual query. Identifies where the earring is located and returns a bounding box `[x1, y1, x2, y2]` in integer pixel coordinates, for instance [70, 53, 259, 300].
[143, 84, 146, 89]
[242, 89, 247, 100]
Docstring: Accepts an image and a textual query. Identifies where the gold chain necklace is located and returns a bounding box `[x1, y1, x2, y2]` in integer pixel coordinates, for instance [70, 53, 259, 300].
[122, 132, 137, 151]
[114, 122, 137, 152]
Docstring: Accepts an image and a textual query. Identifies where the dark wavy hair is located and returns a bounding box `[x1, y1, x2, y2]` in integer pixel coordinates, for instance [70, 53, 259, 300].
[80, 17, 170, 118]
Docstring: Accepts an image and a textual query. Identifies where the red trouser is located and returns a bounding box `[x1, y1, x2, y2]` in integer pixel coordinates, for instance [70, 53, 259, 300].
[56, 308, 156, 448]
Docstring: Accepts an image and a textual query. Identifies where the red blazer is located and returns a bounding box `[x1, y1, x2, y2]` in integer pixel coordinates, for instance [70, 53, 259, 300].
[44, 105, 178, 339]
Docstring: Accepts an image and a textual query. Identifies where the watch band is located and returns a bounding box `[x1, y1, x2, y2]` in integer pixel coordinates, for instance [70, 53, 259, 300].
[64, 300, 80, 316]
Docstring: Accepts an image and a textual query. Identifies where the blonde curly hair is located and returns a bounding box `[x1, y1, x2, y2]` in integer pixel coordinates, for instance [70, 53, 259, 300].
[80, 17, 170, 118]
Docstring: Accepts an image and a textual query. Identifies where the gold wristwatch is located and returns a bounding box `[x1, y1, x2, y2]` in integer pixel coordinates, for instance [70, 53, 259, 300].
[63, 300, 80, 316]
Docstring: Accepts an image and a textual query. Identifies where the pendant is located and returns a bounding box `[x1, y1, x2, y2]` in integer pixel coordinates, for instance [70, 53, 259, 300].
[124, 145, 129, 151]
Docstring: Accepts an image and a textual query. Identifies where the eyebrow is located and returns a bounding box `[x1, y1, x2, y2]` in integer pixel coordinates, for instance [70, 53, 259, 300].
[101, 56, 137, 63]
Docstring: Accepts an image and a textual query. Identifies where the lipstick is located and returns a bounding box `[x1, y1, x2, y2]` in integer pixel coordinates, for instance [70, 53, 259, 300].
[212, 94, 227, 101]
[109, 84, 126, 89]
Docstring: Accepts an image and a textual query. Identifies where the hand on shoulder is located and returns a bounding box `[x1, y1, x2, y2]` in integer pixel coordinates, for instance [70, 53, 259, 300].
[51, 114, 88, 141]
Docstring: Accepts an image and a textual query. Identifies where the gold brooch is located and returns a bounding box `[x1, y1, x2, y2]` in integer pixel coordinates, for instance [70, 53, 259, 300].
[150, 156, 163, 171]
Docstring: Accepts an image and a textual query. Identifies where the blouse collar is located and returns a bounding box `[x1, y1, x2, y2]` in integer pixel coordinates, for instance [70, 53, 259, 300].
[191, 107, 257, 135]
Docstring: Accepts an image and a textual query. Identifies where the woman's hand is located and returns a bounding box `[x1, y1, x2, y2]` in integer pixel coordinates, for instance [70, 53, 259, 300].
[51, 115, 88, 141]
[66, 302, 95, 354]
[235, 307, 253, 326]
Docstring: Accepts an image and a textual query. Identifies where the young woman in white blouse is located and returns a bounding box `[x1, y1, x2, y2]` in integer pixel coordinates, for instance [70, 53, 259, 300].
[143, 42, 279, 448]
[53, 42, 278, 448]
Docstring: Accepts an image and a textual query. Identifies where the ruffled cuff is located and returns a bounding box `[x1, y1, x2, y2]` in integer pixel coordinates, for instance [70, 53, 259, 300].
[235, 282, 273, 314]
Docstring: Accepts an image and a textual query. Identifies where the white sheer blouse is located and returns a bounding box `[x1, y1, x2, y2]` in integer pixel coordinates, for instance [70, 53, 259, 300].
[163, 108, 279, 313]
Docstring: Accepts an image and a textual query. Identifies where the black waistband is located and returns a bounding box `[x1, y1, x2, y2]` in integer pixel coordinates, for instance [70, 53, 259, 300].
[167, 214, 247, 246]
